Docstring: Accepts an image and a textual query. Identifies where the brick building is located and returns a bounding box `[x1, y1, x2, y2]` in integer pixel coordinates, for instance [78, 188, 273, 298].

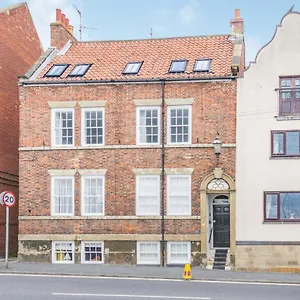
[18, 9, 244, 267]
[0, 3, 42, 256]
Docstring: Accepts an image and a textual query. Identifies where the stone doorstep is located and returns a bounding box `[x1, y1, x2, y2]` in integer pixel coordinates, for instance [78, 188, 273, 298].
[207, 249, 231, 270]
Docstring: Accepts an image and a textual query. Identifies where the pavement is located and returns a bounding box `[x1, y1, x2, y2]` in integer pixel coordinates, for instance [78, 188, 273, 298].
[1, 260, 300, 284]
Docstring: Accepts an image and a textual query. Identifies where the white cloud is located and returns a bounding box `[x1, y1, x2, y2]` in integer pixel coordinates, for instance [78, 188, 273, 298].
[9, 0, 83, 50]
[179, 0, 200, 26]
[245, 35, 263, 66]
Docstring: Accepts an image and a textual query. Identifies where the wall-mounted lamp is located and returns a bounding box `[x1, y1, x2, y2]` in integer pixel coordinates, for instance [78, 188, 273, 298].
[212, 136, 222, 155]
[212, 136, 222, 166]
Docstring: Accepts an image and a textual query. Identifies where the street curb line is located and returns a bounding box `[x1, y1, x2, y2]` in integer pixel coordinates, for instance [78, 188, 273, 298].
[0, 271, 300, 285]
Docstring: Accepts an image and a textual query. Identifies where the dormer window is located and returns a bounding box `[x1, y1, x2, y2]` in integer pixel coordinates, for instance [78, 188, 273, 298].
[45, 64, 69, 77]
[194, 59, 211, 72]
[169, 60, 187, 73]
[68, 64, 91, 77]
[123, 62, 143, 75]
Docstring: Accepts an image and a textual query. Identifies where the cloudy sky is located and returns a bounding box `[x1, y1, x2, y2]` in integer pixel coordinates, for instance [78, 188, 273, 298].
[2, 0, 298, 64]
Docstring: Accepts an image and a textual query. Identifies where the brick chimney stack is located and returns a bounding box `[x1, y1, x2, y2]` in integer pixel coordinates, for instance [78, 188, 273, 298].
[230, 9, 244, 36]
[50, 8, 76, 50]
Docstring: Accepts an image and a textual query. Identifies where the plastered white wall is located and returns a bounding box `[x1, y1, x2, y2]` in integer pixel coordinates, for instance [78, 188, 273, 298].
[236, 13, 300, 241]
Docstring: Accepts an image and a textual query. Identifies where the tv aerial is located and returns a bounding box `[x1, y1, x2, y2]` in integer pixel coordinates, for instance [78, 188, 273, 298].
[73, 4, 97, 41]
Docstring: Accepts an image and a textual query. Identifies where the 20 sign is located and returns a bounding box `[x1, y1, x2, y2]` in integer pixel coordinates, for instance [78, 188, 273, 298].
[0, 191, 16, 208]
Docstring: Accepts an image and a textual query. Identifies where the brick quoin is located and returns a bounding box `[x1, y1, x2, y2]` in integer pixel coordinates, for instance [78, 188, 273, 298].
[0, 3, 42, 256]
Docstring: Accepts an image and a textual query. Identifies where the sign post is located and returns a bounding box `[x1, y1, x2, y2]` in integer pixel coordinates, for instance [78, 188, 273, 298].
[0, 191, 16, 269]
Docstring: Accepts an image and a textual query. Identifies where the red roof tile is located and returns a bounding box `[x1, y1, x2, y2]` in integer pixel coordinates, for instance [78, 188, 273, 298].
[35, 34, 235, 82]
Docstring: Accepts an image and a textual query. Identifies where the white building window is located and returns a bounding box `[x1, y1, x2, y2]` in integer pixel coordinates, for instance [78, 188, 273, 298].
[137, 242, 160, 265]
[51, 108, 74, 146]
[167, 242, 191, 264]
[136, 175, 160, 216]
[167, 175, 191, 215]
[52, 241, 74, 263]
[136, 107, 160, 144]
[81, 241, 104, 263]
[51, 177, 74, 216]
[81, 176, 105, 215]
[82, 108, 104, 145]
[168, 106, 191, 144]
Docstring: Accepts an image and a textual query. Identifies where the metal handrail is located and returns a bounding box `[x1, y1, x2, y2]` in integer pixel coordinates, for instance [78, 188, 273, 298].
[208, 227, 214, 243]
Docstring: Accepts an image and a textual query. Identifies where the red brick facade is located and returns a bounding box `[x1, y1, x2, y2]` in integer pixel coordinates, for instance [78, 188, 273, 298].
[18, 9, 244, 265]
[0, 3, 42, 256]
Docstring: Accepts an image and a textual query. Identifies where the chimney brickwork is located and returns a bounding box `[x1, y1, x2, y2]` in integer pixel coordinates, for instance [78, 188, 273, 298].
[50, 9, 76, 50]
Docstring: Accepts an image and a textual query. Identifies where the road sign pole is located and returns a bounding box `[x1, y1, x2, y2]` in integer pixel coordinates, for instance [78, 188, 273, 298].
[5, 206, 9, 268]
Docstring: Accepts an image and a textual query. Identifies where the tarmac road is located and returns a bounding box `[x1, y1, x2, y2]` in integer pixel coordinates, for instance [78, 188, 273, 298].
[0, 273, 299, 300]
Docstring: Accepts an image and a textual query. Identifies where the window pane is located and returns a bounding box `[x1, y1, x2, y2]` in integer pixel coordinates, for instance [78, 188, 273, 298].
[280, 193, 300, 219]
[54, 110, 73, 145]
[53, 178, 73, 214]
[169, 108, 190, 144]
[194, 59, 211, 71]
[137, 176, 159, 215]
[84, 109, 104, 145]
[265, 194, 278, 219]
[83, 242, 103, 262]
[83, 177, 104, 215]
[273, 133, 284, 154]
[54, 242, 73, 262]
[170, 61, 187, 72]
[286, 132, 300, 155]
[168, 176, 190, 215]
[138, 242, 159, 264]
[138, 108, 159, 144]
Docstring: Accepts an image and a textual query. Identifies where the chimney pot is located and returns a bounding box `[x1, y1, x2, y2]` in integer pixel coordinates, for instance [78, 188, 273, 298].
[69, 25, 74, 35]
[65, 18, 69, 28]
[61, 13, 66, 26]
[56, 9, 61, 22]
[235, 9, 241, 19]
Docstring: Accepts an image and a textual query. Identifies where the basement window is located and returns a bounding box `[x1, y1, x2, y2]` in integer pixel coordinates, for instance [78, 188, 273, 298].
[169, 60, 187, 73]
[45, 64, 69, 77]
[194, 59, 211, 72]
[68, 64, 91, 77]
[123, 62, 143, 75]
[52, 241, 74, 263]
[81, 241, 104, 263]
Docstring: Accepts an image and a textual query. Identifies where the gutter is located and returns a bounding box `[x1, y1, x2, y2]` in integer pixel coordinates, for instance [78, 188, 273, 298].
[20, 76, 236, 87]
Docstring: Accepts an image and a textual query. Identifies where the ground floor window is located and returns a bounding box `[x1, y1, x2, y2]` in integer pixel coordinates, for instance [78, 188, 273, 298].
[137, 242, 160, 265]
[264, 192, 300, 221]
[81, 241, 104, 263]
[167, 242, 191, 264]
[52, 241, 74, 263]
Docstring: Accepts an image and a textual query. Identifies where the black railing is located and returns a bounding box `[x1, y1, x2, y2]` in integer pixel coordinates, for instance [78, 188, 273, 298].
[208, 227, 214, 244]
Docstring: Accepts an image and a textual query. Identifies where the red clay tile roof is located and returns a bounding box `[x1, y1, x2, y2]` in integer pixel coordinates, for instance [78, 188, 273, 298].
[35, 35, 235, 82]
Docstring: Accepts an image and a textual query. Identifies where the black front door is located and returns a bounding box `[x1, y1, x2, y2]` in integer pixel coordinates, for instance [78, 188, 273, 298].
[213, 204, 230, 248]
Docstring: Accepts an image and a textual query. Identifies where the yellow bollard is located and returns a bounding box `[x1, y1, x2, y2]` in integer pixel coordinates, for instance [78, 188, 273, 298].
[183, 263, 192, 280]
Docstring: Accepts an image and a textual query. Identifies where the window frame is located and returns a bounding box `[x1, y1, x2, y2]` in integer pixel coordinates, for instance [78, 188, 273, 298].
[136, 106, 160, 145]
[169, 60, 188, 73]
[81, 175, 105, 216]
[167, 105, 192, 145]
[271, 130, 300, 157]
[68, 64, 91, 77]
[45, 64, 69, 77]
[136, 175, 160, 216]
[51, 108, 75, 147]
[137, 241, 160, 265]
[122, 61, 143, 75]
[51, 176, 75, 216]
[52, 241, 74, 264]
[264, 192, 300, 222]
[81, 241, 104, 264]
[167, 174, 191, 216]
[81, 107, 105, 146]
[167, 242, 191, 265]
[193, 59, 212, 72]
[279, 76, 300, 117]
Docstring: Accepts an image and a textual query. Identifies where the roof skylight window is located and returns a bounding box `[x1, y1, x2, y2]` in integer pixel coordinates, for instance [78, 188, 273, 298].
[68, 64, 91, 77]
[169, 60, 187, 73]
[194, 59, 211, 72]
[123, 62, 143, 75]
[45, 64, 68, 77]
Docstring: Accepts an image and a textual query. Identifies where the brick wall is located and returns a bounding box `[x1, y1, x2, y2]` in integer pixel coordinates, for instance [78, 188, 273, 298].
[0, 3, 42, 256]
[19, 80, 236, 263]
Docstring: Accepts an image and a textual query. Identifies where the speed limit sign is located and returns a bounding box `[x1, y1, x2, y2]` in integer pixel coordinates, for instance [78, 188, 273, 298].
[1, 191, 16, 208]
